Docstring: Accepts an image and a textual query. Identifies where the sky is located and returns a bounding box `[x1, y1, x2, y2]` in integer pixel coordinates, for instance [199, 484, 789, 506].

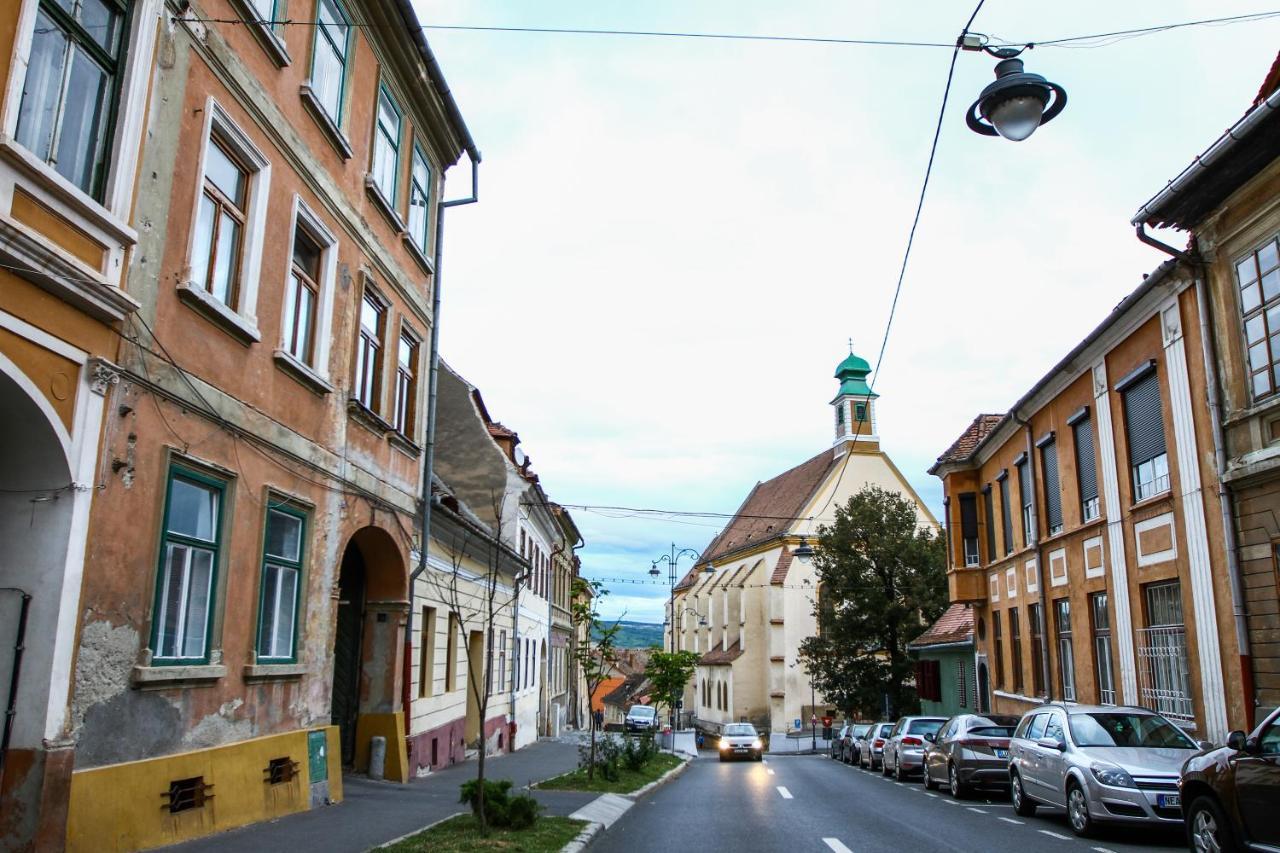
[416, 1, 1280, 622]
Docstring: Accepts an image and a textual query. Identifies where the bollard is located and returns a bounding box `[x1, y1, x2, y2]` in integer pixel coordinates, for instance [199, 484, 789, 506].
[369, 735, 386, 780]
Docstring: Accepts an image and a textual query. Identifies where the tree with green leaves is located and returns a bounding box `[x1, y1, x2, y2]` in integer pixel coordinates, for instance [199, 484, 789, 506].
[644, 649, 700, 730]
[569, 577, 620, 780]
[797, 485, 947, 720]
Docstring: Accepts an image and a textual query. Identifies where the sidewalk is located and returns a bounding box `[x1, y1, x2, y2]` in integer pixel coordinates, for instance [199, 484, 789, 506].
[162, 738, 592, 852]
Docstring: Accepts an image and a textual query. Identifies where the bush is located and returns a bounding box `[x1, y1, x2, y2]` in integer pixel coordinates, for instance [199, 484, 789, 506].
[578, 733, 623, 780]
[622, 734, 656, 771]
[458, 777, 542, 829]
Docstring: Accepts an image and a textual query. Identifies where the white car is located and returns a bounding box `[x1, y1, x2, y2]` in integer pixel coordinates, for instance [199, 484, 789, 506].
[719, 723, 764, 762]
[625, 704, 658, 733]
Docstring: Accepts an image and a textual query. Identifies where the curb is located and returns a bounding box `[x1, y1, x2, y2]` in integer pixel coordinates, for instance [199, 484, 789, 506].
[627, 754, 693, 800]
[559, 754, 694, 851]
[561, 820, 603, 853]
[368, 811, 465, 850]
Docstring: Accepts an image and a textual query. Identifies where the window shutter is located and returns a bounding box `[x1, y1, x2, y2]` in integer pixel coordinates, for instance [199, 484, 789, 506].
[1041, 441, 1061, 530]
[983, 486, 996, 561]
[1073, 418, 1098, 502]
[999, 477, 1013, 555]
[959, 493, 978, 539]
[1123, 371, 1166, 467]
[1017, 460, 1031, 511]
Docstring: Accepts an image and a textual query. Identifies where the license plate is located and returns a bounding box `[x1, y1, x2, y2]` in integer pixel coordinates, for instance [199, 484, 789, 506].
[995, 749, 1008, 759]
[734, 748, 747, 753]
[1157, 794, 1180, 808]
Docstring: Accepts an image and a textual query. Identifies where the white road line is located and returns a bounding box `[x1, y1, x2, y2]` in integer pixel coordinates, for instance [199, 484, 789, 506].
[998, 817, 1024, 825]
[767, 768, 775, 775]
[941, 799, 960, 806]
[1038, 830, 1072, 840]
[923, 792, 939, 798]
[777, 786, 793, 799]
[965, 807, 988, 814]
[1092, 848, 1119, 853]
[823, 839, 853, 853]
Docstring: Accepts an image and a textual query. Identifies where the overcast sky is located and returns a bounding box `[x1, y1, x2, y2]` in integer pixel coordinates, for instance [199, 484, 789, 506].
[419, 1, 1280, 622]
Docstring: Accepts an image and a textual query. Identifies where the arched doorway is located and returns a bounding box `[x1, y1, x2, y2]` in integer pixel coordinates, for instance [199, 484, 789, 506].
[330, 526, 407, 776]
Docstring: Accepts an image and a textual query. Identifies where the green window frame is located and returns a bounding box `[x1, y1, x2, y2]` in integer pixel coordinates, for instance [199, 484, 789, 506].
[150, 465, 225, 664]
[408, 143, 432, 252]
[371, 85, 401, 204]
[310, 0, 350, 124]
[256, 501, 307, 662]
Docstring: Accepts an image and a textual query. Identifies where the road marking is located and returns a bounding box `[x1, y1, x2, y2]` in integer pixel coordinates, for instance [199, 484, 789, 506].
[941, 799, 960, 806]
[1092, 848, 1119, 853]
[767, 769, 775, 775]
[1038, 830, 1072, 840]
[823, 839, 853, 853]
[777, 786, 793, 799]
[998, 817, 1024, 825]
[966, 807, 988, 814]
[923, 792, 939, 798]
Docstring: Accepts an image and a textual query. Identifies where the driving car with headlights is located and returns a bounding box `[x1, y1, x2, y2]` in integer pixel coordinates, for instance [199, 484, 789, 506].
[719, 723, 764, 762]
[1008, 703, 1204, 838]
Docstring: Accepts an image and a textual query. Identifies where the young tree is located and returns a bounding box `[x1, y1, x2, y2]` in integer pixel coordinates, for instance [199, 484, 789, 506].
[569, 577, 620, 780]
[643, 650, 700, 731]
[797, 485, 947, 719]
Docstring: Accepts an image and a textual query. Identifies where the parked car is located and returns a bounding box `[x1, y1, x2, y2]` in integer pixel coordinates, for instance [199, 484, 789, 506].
[1179, 705, 1280, 852]
[830, 723, 852, 760]
[922, 714, 1019, 797]
[843, 723, 873, 764]
[883, 716, 946, 780]
[719, 722, 765, 762]
[625, 704, 658, 733]
[859, 722, 894, 770]
[1008, 703, 1203, 838]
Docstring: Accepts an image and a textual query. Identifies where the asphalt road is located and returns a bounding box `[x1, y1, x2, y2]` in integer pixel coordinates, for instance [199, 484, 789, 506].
[591, 752, 1188, 853]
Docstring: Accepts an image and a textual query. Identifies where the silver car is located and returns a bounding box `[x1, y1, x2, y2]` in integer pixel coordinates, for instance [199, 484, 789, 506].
[883, 716, 946, 781]
[859, 722, 894, 770]
[1008, 703, 1204, 838]
[718, 722, 764, 762]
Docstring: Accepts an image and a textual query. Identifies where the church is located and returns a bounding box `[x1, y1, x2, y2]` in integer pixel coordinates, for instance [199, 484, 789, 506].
[669, 351, 937, 743]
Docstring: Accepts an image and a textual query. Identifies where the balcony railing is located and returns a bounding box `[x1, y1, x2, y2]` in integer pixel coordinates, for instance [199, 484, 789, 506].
[1135, 625, 1193, 722]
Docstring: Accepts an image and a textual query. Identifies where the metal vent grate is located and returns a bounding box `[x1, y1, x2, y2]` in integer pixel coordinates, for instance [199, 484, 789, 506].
[265, 757, 298, 785]
[163, 777, 213, 813]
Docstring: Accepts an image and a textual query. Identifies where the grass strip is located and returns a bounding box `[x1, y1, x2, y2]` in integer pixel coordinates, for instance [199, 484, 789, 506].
[536, 752, 683, 794]
[379, 814, 587, 853]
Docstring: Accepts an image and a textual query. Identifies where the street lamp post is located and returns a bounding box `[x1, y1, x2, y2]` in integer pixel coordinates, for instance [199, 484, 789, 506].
[649, 544, 703, 729]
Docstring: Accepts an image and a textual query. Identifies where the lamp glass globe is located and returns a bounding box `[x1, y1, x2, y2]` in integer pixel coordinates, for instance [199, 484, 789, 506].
[988, 94, 1044, 141]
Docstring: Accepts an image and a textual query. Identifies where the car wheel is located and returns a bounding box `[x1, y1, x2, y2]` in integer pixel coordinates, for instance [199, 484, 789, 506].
[1011, 772, 1037, 817]
[1187, 795, 1237, 853]
[882, 753, 893, 776]
[895, 757, 908, 782]
[948, 763, 969, 799]
[1066, 782, 1095, 838]
[922, 764, 936, 790]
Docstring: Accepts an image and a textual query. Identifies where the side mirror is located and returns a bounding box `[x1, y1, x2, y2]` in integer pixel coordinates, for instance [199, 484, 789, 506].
[1037, 737, 1067, 752]
[1245, 736, 1262, 755]
[1226, 730, 1248, 752]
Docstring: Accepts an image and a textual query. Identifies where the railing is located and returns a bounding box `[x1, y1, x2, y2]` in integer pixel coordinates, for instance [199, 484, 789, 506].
[1135, 625, 1193, 722]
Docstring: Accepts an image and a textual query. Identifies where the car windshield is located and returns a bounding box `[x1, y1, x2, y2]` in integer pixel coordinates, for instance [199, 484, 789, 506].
[724, 724, 756, 737]
[906, 719, 945, 736]
[1068, 713, 1196, 749]
[629, 707, 655, 718]
[877, 724, 893, 737]
[969, 726, 1015, 738]
[852, 725, 871, 736]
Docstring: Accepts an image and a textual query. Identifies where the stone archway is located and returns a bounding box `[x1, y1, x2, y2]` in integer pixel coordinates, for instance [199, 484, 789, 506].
[330, 526, 408, 781]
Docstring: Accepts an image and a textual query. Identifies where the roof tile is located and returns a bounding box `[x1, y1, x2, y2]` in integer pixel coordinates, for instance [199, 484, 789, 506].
[908, 603, 975, 649]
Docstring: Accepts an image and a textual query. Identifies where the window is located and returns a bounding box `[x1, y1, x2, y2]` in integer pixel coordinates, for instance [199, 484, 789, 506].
[310, 0, 349, 122]
[1009, 608, 1023, 694]
[1237, 235, 1280, 399]
[418, 606, 436, 697]
[1073, 414, 1100, 521]
[999, 474, 1013, 556]
[371, 87, 401, 203]
[284, 226, 321, 364]
[1091, 592, 1115, 705]
[1017, 458, 1033, 545]
[1040, 439, 1062, 535]
[191, 137, 248, 308]
[498, 629, 506, 692]
[445, 613, 458, 692]
[1137, 581, 1193, 721]
[152, 468, 223, 663]
[958, 493, 979, 566]
[993, 614, 1004, 690]
[16, 0, 129, 198]
[855, 402, 867, 421]
[1028, 603, 1045, 696]
[408, 145, 432, 252]
[393, 330, 418, 436]
[982, 486, 996, 565]
[916, 659, 941, 702]
[354, 290, 385, 411]
[835, 402, 844, 427]
[956, 660, 969, 708]
[1055, 598, 1075, 702]
[1121, 368, 1169, 500]
[256, 505, 305, 661]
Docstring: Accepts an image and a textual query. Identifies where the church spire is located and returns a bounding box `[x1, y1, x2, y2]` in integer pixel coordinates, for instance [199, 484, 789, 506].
[831, 349, 879, 451]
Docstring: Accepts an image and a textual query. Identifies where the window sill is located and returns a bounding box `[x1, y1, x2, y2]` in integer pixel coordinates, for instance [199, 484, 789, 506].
[348, 398, 393, 436]
[0, 136, 136, 246]
[226, 0, 290, 66]
[0, 216, 139, 322]
[1222, 390, 1280, 428]
[274, 349, 333, 395]
[132, 663, 226, 686]
[402, 232, 435, 275]
[365, 176, 406, 232]
[243, 662, 307, 680]
[388, 429, 421, 457]
[177, 281, 261, 345]
[1129, 490, 1174, 514]
[299, 84, 352, 161]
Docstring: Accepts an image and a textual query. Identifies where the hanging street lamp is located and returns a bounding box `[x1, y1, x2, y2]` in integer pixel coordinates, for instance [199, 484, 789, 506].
[965, 48, 1067, 142]
[793, 537, 815, 564]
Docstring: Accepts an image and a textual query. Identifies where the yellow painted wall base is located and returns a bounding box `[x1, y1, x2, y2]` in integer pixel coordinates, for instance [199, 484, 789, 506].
[352, 712, 408, 783]
[66, 725, 343, 852]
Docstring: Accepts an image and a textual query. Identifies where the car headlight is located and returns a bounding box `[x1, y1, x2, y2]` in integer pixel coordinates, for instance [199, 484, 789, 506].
[752, 739, 763, 750]
[1090, 764, 1136, 788]
[720, 740, 731, 750]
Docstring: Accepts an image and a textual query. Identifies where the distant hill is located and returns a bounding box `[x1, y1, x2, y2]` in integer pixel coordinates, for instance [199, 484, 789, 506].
[594, 620, 664, 649]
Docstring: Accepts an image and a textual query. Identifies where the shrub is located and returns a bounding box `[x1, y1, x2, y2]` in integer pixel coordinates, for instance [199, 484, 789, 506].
[458, 778, 542, 829]
[505, 793, 541, 829]
[622, 734, 656, 771]
[579, 733, 623, 780]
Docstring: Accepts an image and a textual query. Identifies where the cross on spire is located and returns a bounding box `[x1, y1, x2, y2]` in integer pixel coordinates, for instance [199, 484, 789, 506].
[848, 337, 853, 354]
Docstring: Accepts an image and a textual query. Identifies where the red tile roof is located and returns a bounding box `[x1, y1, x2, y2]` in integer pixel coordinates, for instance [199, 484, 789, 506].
[770, 546, 794, 586]
[699, 641, 744, 666]
[1255, 50, 1280, 106]
[908, 603, 975, 649]
[932, 414, 1005, 468]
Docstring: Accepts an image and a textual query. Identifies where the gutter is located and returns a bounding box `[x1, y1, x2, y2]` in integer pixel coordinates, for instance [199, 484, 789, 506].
[1131, 87, 1280, 227]
[393, 0, 482, 164]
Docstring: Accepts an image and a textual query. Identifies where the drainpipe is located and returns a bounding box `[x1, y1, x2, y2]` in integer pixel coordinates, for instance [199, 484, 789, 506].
[0, 588, 31, 779]
[1013, 414, 1053, 701]
[402, 156, 481, 736]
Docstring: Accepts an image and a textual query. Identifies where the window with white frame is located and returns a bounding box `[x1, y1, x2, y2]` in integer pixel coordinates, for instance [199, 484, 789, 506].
[1237, 235, 1280, 400]
[408, 145, 432, 252]
[354, 288, 385, 411]
[256, 504, 305, 661]
[1120, 367, 1169, 501]
[152, 466, 224, 663]
[16, 0, 130, 199]
[191, 137, 249, 309]
[310, 0, 349, 123]
[393, 328, 418, 436]
[284, 226, 320, 364]
[371, 87, 401, 204]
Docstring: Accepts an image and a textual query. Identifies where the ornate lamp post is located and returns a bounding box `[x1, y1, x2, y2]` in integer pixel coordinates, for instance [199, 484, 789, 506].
[649, 545, 704, 729]
[965, 48, 1067, 142]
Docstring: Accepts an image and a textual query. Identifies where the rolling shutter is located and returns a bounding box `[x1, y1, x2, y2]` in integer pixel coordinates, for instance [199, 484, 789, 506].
[1041, 441, 1061, 531]
[1073, 418, 1097, 503]
[1123, 370, 1166, 467]
[999, 477, 1013, 555]
[959, 493, 978, 539]
[983, 486, 996, 562]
